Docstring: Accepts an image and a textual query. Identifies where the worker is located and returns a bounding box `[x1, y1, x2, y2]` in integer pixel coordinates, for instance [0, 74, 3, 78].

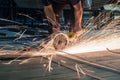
[41, 0, 84, 37]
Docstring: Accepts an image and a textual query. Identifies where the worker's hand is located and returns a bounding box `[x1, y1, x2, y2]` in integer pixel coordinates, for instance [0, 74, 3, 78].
[117, 0, 120, 4]
[52, 27, 60, 33]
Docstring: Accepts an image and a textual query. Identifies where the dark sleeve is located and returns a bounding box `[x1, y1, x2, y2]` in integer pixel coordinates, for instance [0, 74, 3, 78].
[41, 0, 51, 6]
[70, 0, 80, 5]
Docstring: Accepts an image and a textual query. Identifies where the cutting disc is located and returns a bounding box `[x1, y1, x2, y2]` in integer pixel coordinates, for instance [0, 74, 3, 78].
[52, 33, 69, 50]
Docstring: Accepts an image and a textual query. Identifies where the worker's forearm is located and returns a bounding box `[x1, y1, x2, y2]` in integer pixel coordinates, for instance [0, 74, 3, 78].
[74, 9, 83, 27]
[73, 1, 83, 28]
[44, 5, 57, 25]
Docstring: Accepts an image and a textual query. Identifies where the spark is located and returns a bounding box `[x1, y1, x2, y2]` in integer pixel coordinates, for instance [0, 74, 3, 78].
[46, 55, 53, 72]
[75, 64, 86, 78]
[2, 49, 27, 64]
[1, 2, 120, 70]
[60, 2, 120, 54]
[63, 32, 120, 54]
[19, 58, 32, 64]
[0, 18, 22, 25]
[17, 13, 35, 21]
[14, 29, 27, 41]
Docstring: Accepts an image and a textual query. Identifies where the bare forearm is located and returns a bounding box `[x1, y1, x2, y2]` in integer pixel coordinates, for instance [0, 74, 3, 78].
[44, 5, 57, 25]
[74, 8, 83, 27]
[73, 1, 83, 28]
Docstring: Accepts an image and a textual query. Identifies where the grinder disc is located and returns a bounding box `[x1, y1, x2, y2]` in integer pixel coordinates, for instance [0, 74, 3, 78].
[52, 33, 69, 50]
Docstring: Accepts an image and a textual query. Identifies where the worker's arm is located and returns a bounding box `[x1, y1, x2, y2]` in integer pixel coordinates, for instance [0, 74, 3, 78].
[44, 5, 58, 26]
[73, 1, 83, 31]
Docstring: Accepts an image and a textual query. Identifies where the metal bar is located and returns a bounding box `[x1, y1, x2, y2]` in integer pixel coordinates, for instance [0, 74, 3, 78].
[58, 51, 120, 74]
